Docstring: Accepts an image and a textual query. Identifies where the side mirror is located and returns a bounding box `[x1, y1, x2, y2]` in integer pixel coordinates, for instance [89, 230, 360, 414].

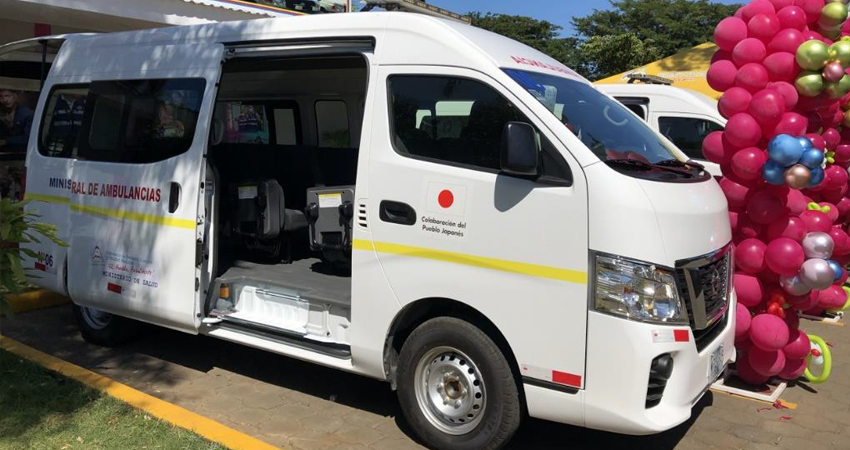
[500, 121, 540, 177]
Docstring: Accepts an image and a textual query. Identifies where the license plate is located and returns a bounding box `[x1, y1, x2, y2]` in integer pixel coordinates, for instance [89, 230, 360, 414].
[708, 344, 725, 382]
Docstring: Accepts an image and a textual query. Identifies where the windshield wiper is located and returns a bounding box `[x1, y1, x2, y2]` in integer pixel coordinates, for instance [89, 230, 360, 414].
[604, 158, 654, 171]
[653, 159, 704, 177]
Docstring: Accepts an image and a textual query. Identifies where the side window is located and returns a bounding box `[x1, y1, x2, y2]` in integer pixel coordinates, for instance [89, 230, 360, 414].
[624, 103, 646, 120]
[39, 85, 90, 158]
[316, 100, 349, 148]
[388, 75, 571, 181]
[658, 116, 724, 160]
[274, 107, 299, 145]
[78, 78, 205, 163]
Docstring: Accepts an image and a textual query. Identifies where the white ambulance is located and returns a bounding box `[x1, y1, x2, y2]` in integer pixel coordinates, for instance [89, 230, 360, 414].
[18, 12, 735, 450]
[597, 81, 726, 177]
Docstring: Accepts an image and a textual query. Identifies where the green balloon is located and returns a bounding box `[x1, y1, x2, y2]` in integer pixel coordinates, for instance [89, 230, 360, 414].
[796, 71, 825, 97]
[798, 40, 831, 70]
[826, 74, 850, 98]
[820, 2, 848, 28]
[830, 39, 850, 67]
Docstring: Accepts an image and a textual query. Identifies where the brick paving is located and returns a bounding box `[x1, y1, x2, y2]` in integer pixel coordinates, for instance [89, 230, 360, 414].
[1, 305, 848, 450]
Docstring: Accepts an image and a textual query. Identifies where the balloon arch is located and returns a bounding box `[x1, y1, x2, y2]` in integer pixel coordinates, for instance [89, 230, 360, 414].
[704, 0, 850, 385]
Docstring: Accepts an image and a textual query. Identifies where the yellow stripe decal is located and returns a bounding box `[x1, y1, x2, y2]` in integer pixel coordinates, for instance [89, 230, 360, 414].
[24, 193, 195, 230]
[0, 337, 281, 450]
[354, 239, 587, 284]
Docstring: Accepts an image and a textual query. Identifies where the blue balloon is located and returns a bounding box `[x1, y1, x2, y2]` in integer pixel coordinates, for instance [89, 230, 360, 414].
[769, 134, 804, 166]
[798, 136, 814, 150]
[762, 160, 786, 185]
[810, 166, 825, 187]
[799, 148, 825, 169]
[828, 260, 844, 282]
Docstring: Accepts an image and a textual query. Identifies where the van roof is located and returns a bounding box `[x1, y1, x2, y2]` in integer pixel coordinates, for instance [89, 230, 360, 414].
[51, 12, 587, 84]
[596, 83, 719, 115]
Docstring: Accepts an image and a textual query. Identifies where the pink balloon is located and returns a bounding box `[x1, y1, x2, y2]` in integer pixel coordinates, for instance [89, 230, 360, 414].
[735, 63, 771, 93]
[736, 239, 768, 273]
[767, 28, 805, 53]
[702, 131, 738, 164]
[719, 87, 753, 119]
[748, 14, 781, 42]
[749, 346, 786, 376]
[749, 313, 791, 351]
[835, 197, 850, 218]
[833, 144, 850, 164]
[800, 210, 832, 232]
[769, 0, 794, 9]
[765, 237, 806, 275]
[776, 5, 808, 30]
[824, 165, 848, 189]
[726, 113, 763, 147]
[720, 177, 751, 209]
[771, 112, 808, 136]
[767, 216, 807, 241]
[777, 357, 808, 380]
[742, 0, 776, 23]
[712, 49, 733, 64]
[795, 0, 824, 24]
[818, 284, 848, 309]
[820, 202, 839, 223]
[749, 89, 786, 125]
[784, 309, 800, 330]
[821, 186, 848, 203]
[785, 188, 807, 215]
[735, 273, 766, 306]
[791, 290, 820, 310]
[738, 214, 764, 239]
[736, 302, 753, 338]
[733, 38, 768, 66]
[746, 189, 785, 224]
[732, 147, 768, 179]
[830, 226, 850, 255]
[823, 128, 841, 150]
[767, 81, 798, 109]
[737, 354, 772, 385]
[715, 17, 750, 51]
[763, 52, 800, 83]
[708, 60, 739, 92]
[782, 329, 811, 359]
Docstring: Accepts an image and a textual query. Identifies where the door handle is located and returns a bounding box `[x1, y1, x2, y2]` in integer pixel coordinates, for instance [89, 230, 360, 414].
[168, 182, 181, 213]
[379, 200, 417, 226]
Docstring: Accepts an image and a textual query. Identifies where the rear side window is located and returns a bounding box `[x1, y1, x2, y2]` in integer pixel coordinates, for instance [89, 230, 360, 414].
[216, 101, 270, 145]
[39, 85, 90, 158]
[316, 100, 350, 148]
[388, 75, 571, 182]
[658, 116, 724, 160]
[79, 78, 205, 163]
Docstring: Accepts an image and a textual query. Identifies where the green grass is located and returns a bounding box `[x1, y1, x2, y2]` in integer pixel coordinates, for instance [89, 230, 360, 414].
[0, 349, 226, 450]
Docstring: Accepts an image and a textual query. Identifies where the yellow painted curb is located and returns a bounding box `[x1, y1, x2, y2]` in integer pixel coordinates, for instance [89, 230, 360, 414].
[0, 336, 281, 450]
[5, 289, 70, 313]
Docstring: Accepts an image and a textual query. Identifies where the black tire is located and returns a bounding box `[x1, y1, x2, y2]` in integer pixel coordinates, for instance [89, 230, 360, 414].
[397, 317, 521, 450]
[72, 303, 140, 347]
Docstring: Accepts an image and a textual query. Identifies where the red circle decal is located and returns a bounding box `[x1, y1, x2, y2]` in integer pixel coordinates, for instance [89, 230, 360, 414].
[438, 189, 454, 208]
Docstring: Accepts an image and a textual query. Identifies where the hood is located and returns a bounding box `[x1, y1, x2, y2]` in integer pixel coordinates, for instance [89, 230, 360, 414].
[586, 163, 731, 267]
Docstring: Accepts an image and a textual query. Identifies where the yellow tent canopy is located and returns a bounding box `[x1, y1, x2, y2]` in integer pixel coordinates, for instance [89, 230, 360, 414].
[594, 42, 721, 99]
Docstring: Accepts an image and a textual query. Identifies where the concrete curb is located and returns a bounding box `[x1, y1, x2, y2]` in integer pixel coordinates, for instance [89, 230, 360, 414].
[0, 336, 282, 450]
[5, 289, 70, 313]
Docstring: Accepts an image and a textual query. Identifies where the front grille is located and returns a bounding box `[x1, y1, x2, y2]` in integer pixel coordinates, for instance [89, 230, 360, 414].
[693, 310, 728, 352]
[676, 247, 731, 340]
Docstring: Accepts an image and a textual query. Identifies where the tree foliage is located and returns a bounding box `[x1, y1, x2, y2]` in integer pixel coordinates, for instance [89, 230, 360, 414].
[470, 0, 741, 80]
[0, 199, 66, 316]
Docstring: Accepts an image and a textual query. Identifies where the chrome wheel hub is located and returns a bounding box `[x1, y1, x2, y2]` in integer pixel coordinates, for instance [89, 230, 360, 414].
[414, 346, 486, 435]
[81, 306, 112, 330]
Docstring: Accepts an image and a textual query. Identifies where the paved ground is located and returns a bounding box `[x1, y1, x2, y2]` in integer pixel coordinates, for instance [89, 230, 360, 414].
[1, 306, 848, 450]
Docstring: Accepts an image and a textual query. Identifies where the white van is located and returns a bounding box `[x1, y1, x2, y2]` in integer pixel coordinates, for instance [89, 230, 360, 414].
[19, 12, 734, 450]
[597, 83, 725, 177]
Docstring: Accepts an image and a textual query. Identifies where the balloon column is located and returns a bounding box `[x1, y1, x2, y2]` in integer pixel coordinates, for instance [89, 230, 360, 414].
[706, 0, 850, 386]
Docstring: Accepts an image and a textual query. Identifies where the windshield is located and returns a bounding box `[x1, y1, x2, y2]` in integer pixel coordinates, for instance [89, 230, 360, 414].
[504, 69, 681, 165]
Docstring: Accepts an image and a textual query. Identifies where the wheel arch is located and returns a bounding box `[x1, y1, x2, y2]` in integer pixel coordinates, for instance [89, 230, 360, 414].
[383, 297, 526, 407]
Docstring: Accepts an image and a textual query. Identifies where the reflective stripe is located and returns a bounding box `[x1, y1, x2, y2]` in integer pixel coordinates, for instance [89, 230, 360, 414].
[353, 239, 587, 284]
[25, 193, 195, 230]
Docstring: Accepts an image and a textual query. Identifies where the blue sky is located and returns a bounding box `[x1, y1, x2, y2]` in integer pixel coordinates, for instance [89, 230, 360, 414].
[424, 0, 743, 36]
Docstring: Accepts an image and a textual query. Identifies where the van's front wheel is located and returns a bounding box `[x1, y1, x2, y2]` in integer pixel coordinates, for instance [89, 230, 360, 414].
[72, 304, 139, 347]
[397, 317, 521, 450]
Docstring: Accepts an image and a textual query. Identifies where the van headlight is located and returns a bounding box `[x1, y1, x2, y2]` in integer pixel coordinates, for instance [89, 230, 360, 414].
[593, 253, 688, 324]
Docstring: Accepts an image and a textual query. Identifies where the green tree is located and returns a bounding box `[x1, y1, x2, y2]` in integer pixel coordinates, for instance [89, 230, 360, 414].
[0, 199, 66, 316]
[469, 13, 582, 71]
[579, 33, 662, 80]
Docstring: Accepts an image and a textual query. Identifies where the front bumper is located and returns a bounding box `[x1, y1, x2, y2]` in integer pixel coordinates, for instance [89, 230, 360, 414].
[526, 292, 736, 435]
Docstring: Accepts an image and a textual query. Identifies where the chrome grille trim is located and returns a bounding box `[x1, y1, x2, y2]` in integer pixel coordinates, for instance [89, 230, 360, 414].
[675, 244, 733, 331]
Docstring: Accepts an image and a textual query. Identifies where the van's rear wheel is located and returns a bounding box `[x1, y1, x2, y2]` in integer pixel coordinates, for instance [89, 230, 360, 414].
[397, 317, 521, 450]
[72, 304, 139, 347]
